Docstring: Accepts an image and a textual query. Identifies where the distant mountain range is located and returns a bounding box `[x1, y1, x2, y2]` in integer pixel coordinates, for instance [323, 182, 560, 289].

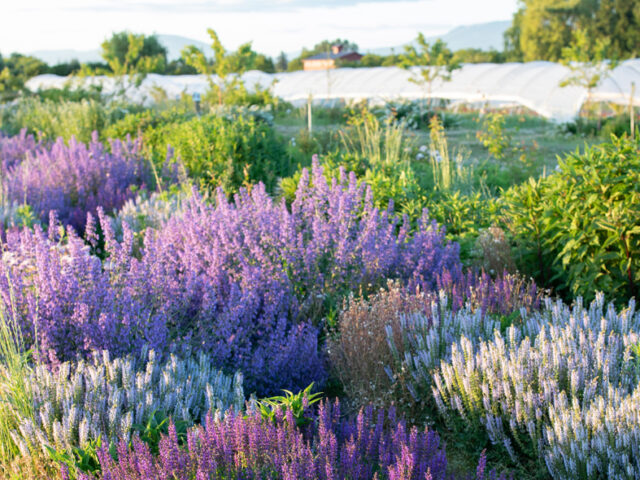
[366, 21, 510, 56]
[28, 21, 511, 65]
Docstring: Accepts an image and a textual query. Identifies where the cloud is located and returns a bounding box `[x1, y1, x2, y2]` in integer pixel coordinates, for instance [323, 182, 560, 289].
[0, 0, 517, 56]
[10, 0, 425, 14]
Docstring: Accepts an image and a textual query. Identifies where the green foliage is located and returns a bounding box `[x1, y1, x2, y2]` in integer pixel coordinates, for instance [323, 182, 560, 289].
[502, 134, 640, 302]
[100, 31, 167, 80]
[400, 35, 460, 95]
[34, 84, 104, 103]
[374, 100, 459, 131]
[559, 27, 618, 97]
[181, 29, 259, 106]
[452, 48, 506, 64]
[0, 98, 129, 142]
[0, 202, 40, 232]
[146, 113, 291, 194]
[425, 191, 498, 262]
[0, 53, 47, 99]
[132, 410, 188, 455]
[428, 115, 474, 192]
[0, 298, 34, 470]
[45, 438, 102, 479]
[257, 384, 322, 428]
[505, 0, 640, 62]
[102, 106, 195, 141]
[476, 113, 512, 160]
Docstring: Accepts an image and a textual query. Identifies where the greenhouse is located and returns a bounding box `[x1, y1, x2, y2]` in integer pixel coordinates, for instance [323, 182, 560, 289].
[26, 59, 640, 122]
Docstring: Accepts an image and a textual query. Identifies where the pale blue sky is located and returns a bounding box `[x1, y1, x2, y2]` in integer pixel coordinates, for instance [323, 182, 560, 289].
[1, 0, 519, 56]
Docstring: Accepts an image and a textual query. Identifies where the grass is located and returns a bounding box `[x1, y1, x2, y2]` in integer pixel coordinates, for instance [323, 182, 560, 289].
[275, 108, 600, 194]
[0, 293, 35, 473]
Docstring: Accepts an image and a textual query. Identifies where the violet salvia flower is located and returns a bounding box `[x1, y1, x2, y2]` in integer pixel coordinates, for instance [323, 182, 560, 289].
[80, 400, 507, 480]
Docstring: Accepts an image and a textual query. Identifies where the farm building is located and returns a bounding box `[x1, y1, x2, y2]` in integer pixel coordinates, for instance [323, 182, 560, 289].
[302, 44, 363, 71]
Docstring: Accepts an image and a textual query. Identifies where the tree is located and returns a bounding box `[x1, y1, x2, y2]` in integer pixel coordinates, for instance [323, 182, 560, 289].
[560, 27, 618, 126]
[505, 0, 640, 62]
[593, 0, 640, 58]
[453, 48, 506, 64]
[181, 29, 258, 105]
[400, 34, 460, 102]
[254, 54, 275, 73]
[0, 53, 47, 98]
[276, 52, 288, 72]
[101, 32, 167, 78]
[304, 39, 358, 57]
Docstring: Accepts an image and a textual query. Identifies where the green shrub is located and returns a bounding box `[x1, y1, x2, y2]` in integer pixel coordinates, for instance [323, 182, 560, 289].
[476, 112, 512, 160]
[146, 113, 292, 194]
[502, 134, 640, 302]
[102, 107, 194, 141]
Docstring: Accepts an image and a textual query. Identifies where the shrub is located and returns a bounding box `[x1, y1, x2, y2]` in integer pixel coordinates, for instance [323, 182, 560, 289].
[473, 226, 516, 275]
[75, 400, 507, 480]
[1, 132, 157, 232]
[502, 134, 640, 303]
[146, 113, 291, 195]
[14, 348, 243, 456]
[476, 112, 512, 160]
[330, 272, 541, 415]
[431, 293, 640, 477]
[102, 108, 194, 142]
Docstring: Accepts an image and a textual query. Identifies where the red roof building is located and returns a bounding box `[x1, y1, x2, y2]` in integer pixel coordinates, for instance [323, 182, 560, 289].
[302, 44, 363, 71]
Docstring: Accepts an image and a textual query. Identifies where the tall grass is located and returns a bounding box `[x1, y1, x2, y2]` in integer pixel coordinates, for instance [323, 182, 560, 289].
[0, 98, 125, 142]
[428, 115, 473, 193]
[340, 112, 413, 169]
[0, 291, 34, 469]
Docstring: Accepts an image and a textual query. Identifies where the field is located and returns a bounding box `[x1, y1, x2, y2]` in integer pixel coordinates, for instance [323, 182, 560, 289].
[0, 90, 639, 480]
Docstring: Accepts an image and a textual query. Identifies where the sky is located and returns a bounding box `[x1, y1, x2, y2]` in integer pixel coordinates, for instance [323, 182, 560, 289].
[0, 0, 519, 56]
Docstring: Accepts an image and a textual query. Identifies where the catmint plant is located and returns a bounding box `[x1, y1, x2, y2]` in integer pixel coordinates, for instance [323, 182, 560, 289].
[1, 131, 157, 232]
[0, 160, 460, 395]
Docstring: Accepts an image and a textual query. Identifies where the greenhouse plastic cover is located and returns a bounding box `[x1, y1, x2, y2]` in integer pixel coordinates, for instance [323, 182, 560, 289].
[25, 59, 640, 122]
